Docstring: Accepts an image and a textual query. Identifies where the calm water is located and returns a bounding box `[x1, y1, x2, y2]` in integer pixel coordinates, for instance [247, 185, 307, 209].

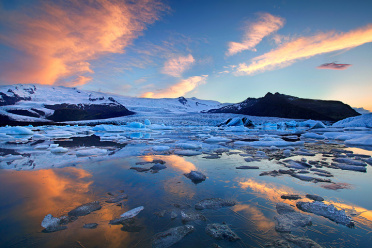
[1, 149, 372, 247]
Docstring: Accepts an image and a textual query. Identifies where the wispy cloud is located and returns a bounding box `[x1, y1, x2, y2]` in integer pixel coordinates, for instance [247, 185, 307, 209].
[141, 75, 208, 98]
[64, 76, 93, 87]
[0, 0, 167, 85]
[161, 54, 195, 77]
[226, 13, 284, 56]
[235, 24, 372, 75]
[316, 62, 352, 70]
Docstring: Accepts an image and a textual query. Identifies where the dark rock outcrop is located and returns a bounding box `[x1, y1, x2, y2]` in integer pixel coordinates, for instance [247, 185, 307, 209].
[45, 103, 134, 122]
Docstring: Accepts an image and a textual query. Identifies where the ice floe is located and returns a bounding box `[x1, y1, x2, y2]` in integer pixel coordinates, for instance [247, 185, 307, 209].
[0, 126, 33, 135]
[333, 113, 372, 128]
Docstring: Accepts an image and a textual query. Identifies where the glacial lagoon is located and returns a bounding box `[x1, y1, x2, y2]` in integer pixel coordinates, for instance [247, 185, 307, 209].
[0, 122, 372, 248]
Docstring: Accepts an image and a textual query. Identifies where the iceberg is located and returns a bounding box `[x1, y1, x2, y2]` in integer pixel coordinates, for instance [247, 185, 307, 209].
[93, 124, 127, 132]
[127, 122, 145, 129]
[333, 113, 372, 128]
[50, 147, 68, 153]
[0, 126, 33, 135]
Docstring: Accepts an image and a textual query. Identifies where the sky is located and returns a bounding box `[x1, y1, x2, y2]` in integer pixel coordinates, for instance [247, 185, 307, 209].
[0, 0, 371, 110]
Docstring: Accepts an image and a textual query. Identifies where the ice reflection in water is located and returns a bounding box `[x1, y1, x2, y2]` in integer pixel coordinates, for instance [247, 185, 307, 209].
[239, 178, 372, 230]
[0, 150, 372, 247]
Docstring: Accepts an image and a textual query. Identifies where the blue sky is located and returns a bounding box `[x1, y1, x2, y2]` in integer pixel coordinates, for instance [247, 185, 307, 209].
[0, 0, 371, 109]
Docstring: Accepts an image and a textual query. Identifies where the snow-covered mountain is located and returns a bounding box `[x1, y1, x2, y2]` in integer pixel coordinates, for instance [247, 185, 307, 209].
[0, 84, 224, 125]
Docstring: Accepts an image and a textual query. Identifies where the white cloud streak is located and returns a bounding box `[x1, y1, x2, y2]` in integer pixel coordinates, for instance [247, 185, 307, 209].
[141, 75, 207, 98]
[226, 13, 284, 56]
[235, 24, 372, 75]
[161, 54, 195, 77]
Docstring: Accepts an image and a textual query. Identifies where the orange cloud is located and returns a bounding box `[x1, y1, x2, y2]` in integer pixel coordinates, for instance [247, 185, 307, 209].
[0, 0, 166, 85]
[141, 75, 208, 98]
[236, 24, 372, 75]
[226, 13, 284, 56]
[161, 54, 195, 77]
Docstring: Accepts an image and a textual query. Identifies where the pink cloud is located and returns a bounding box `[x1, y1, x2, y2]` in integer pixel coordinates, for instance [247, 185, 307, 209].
[0, 0, 167, 86]
[161, 54, 195, 77]
[141, 75, 208, 98]
[63, 76, 93, 87]
[236, 24, 372, 75]
[226, 13, 284, 56]
[316, 62, 352, 70]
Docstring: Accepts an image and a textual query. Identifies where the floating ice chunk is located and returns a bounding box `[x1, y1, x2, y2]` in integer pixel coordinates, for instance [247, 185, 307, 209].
[263, 123, 278, 130]
[296, 201, 354, 227]
[364, 157, 372, 165]
[335, 163, 366, 172]
[285, 121, 298, 127]
[33, 134, 45, 139]
[152, 146, 170, 152]
[0, 154, 24, 161]
[130, 132, 143, 139]
[49, 144, 59, 148]
[333, 158, 367, 166]
[100, 133, 120, 141]
[0, 126, 34, 135]
[41, 214, 67, 232]
[127, 122, 145, 129]
[41, 214, 60, 229]
[227, 117, 244, 126]
[260, 136, 281, 141]
[174, 150, 202, 156]
[149, 124, 173, 130]
[235, 140, 303, 147]
[302, 133, 326, 139]
[177, 143, 201, 150]
[204, 137, 232, 143]
[120, 206, 144, 219]
[345, 135, 372, 146]
[322, 132, 345, 139]
[299, 120, 326, 129]
[283, 149, 291, 157]
[93, 124, 126, 132]
[76, 148, 107, 157]
[0, 133, 13, 140]
[50, 147, 68, 153]
[35, 145, 49, 150]
[184, 171, 206, 183]
[44, 131, 74, 138]
[144, 119, 151, 125]
[224, 126, 248, 132]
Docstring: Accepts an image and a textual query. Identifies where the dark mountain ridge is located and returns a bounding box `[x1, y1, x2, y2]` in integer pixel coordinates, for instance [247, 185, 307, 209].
[208, 92, 360, 121]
